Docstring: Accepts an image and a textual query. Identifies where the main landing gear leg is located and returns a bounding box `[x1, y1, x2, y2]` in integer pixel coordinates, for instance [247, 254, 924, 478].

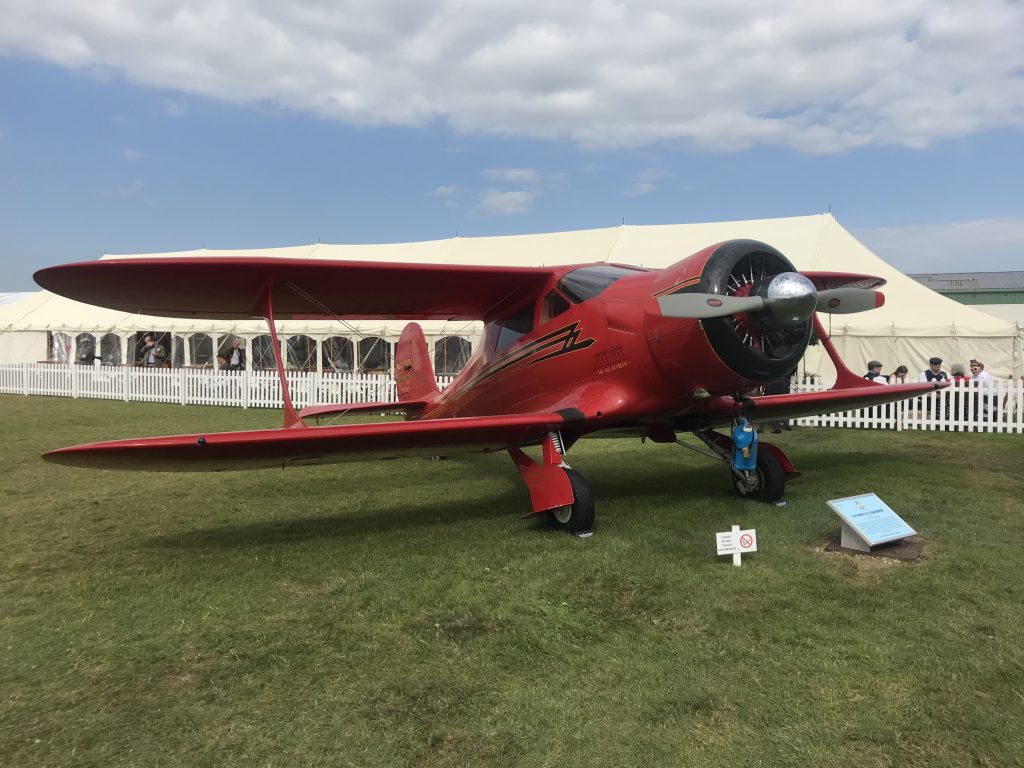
[508, 432, 595, 534]
[693, 429, 797, 504]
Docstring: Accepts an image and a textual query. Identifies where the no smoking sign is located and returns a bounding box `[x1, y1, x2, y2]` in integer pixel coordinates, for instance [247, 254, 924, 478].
[716, 526, 758, 566]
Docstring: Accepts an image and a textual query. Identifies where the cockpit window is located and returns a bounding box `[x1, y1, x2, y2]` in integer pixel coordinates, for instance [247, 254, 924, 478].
[541, 290, 572, 324]
[490, 304, 534, 353]
[557, 265, 643, 303]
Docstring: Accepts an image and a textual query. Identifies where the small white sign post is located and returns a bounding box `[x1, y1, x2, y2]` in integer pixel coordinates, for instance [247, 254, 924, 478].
[716, 525, 758, 566]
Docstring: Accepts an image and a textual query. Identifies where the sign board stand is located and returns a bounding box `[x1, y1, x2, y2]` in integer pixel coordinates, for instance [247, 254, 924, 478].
[827, 493, 916, 553]
[716, 525, 757, 566]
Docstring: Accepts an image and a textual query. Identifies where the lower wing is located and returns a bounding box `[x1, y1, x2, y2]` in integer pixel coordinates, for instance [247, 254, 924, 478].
[733, 381, 947, 424]
[43, 412, 568, 471]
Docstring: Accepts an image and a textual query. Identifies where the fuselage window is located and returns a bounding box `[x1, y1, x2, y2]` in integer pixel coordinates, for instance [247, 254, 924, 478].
[557, 265, 644, 304]
[491, 304, 534, 353]
[541, 290, 572, 324]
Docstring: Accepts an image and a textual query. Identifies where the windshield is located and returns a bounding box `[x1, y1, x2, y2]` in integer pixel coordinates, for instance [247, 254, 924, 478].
[557, 265, 643, 303]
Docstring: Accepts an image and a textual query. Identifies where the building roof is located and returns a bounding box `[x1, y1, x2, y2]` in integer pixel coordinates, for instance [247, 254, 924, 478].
[907, 272, 1024, 291]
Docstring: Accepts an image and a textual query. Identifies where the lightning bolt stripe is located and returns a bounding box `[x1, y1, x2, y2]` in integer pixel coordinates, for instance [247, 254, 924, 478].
[443, 321, 595, 402]
[653, 276, 701, 297]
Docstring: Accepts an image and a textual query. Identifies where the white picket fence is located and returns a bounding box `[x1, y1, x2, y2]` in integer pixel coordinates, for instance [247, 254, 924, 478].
[1, 363, 1022, 433]
[0, 364, 455, 411]
[789, 377, 1023, 433]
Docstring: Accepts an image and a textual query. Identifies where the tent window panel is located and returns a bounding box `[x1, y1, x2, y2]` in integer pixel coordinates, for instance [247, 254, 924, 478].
[132, 331, 171, 367]
[76, 333, 97, 364]
[189, 333, 214, 366]
[100, 333, 121, 366]
[48, 332, 71, 363]
[323, 337, 354, 372]
[217, 335, 247, 370]
[358, 337, 391, 372]
[171, 336, 184, 368]
[287, 335, 316, 370]
[252, 335, 277, 370]
[435, 336, 471, 374]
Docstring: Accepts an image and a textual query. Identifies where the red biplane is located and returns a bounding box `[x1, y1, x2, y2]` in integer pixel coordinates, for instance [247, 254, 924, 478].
[35, 239, 946, 532]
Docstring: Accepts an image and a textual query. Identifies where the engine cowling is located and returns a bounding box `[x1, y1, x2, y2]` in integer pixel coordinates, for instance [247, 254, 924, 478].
[647, 239, 812, 385]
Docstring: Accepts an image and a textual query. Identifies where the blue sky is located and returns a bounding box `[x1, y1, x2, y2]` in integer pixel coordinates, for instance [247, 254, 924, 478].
[1, 1, 1022, 290]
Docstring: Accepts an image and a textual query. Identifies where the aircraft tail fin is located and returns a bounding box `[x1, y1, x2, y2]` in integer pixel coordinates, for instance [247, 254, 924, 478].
[395, 322, 441, 404]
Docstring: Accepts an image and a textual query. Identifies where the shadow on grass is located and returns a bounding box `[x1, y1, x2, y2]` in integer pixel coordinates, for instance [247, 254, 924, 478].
[139, 436, 897, 554]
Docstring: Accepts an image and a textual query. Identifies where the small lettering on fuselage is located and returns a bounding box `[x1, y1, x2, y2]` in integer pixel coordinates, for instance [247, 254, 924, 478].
[596, 360, 631, 376]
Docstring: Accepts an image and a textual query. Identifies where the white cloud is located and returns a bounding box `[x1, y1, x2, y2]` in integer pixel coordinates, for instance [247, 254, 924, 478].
[164, 101, 187, 117]
[484, 168, 540, 184]
[479, 189, 537, 214]
[431, 184, 457, 197]
[852, 217, 1024, 273]
[625, 166, 671, 196]
[122, 147, 143, 160]
[0, 1, 1021, 152]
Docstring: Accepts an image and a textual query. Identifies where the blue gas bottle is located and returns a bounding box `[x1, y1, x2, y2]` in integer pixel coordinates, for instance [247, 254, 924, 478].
[732, 418, 758, 471]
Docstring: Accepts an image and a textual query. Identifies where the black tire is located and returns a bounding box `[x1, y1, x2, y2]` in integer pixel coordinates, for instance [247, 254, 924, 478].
[732, 450, 785, 503]
[547, 468, 595, 533]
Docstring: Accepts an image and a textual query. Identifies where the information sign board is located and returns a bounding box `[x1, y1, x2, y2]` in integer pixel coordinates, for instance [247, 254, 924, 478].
[827, 493, 916, 552]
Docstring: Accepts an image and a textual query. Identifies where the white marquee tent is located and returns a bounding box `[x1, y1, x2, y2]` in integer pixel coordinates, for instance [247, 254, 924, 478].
[1, 213, 1020, 378]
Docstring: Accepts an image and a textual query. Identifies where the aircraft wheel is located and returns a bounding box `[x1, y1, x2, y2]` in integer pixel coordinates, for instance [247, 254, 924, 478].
[732, 450, 785, 503]
[547, 468, 595, 533]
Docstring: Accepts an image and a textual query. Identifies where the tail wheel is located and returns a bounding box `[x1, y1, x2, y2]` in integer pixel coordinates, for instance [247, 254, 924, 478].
[547, 468, 595, 533]
[733, 450, 785, 503]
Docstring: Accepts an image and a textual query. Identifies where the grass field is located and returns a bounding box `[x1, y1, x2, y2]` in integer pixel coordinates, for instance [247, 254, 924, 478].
[2, 394, 1023, 767]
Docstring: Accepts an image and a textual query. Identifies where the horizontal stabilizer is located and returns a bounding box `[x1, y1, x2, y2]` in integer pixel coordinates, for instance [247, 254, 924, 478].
[43, 412, 570, 472]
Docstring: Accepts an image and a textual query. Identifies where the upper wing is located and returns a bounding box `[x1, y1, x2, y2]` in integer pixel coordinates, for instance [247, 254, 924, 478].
[42, 412, 568, 471]
[33, 257, 556, 321]
[801, 272, 886, 290]
[723, 381, 947, 424]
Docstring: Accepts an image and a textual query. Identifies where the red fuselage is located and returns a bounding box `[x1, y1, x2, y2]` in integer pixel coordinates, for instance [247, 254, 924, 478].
[425, 243, 743, 429]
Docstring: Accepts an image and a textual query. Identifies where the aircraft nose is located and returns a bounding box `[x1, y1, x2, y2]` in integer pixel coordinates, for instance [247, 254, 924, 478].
[765, 272, 817, 327]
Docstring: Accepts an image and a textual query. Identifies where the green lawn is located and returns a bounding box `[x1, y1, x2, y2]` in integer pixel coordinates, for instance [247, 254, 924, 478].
[2, 394, 1023, 767]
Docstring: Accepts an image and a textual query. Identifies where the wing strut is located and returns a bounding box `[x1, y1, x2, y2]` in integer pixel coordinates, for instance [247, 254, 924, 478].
[810, 313, 867, 390]
[257, 286, 305, 429]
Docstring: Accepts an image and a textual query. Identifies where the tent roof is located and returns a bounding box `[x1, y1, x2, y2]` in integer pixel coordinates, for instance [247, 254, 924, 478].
[4, 213, 1019, 342]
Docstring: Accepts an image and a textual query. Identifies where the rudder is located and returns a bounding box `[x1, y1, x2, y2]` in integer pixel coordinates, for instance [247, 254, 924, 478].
[395, 322, 441, 403]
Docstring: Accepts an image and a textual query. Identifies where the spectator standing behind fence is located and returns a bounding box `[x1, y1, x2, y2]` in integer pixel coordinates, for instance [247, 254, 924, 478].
[136, 334, 167, 367]
[863, 360, 888, 384]
[226, 338, 246, 371]
[918, 357, 948, 383]
[970, 359, 996, 421]
[888, 365, 909, 385]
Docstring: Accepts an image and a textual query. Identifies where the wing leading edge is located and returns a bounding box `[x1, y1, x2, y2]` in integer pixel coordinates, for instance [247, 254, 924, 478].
[732, 381, 948, 424]
[43, 412, 572, 472]
[34, 257, 557, 321]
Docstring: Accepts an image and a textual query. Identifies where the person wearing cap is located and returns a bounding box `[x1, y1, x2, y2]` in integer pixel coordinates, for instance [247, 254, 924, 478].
[863, 360, 888, 384]
[970, 359, 996, 421]
[917, 357, 948, 383]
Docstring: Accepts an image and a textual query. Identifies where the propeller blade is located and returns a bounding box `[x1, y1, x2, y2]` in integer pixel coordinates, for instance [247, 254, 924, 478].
[815, 288, 885, 314]
[657, 293, 765, 319]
